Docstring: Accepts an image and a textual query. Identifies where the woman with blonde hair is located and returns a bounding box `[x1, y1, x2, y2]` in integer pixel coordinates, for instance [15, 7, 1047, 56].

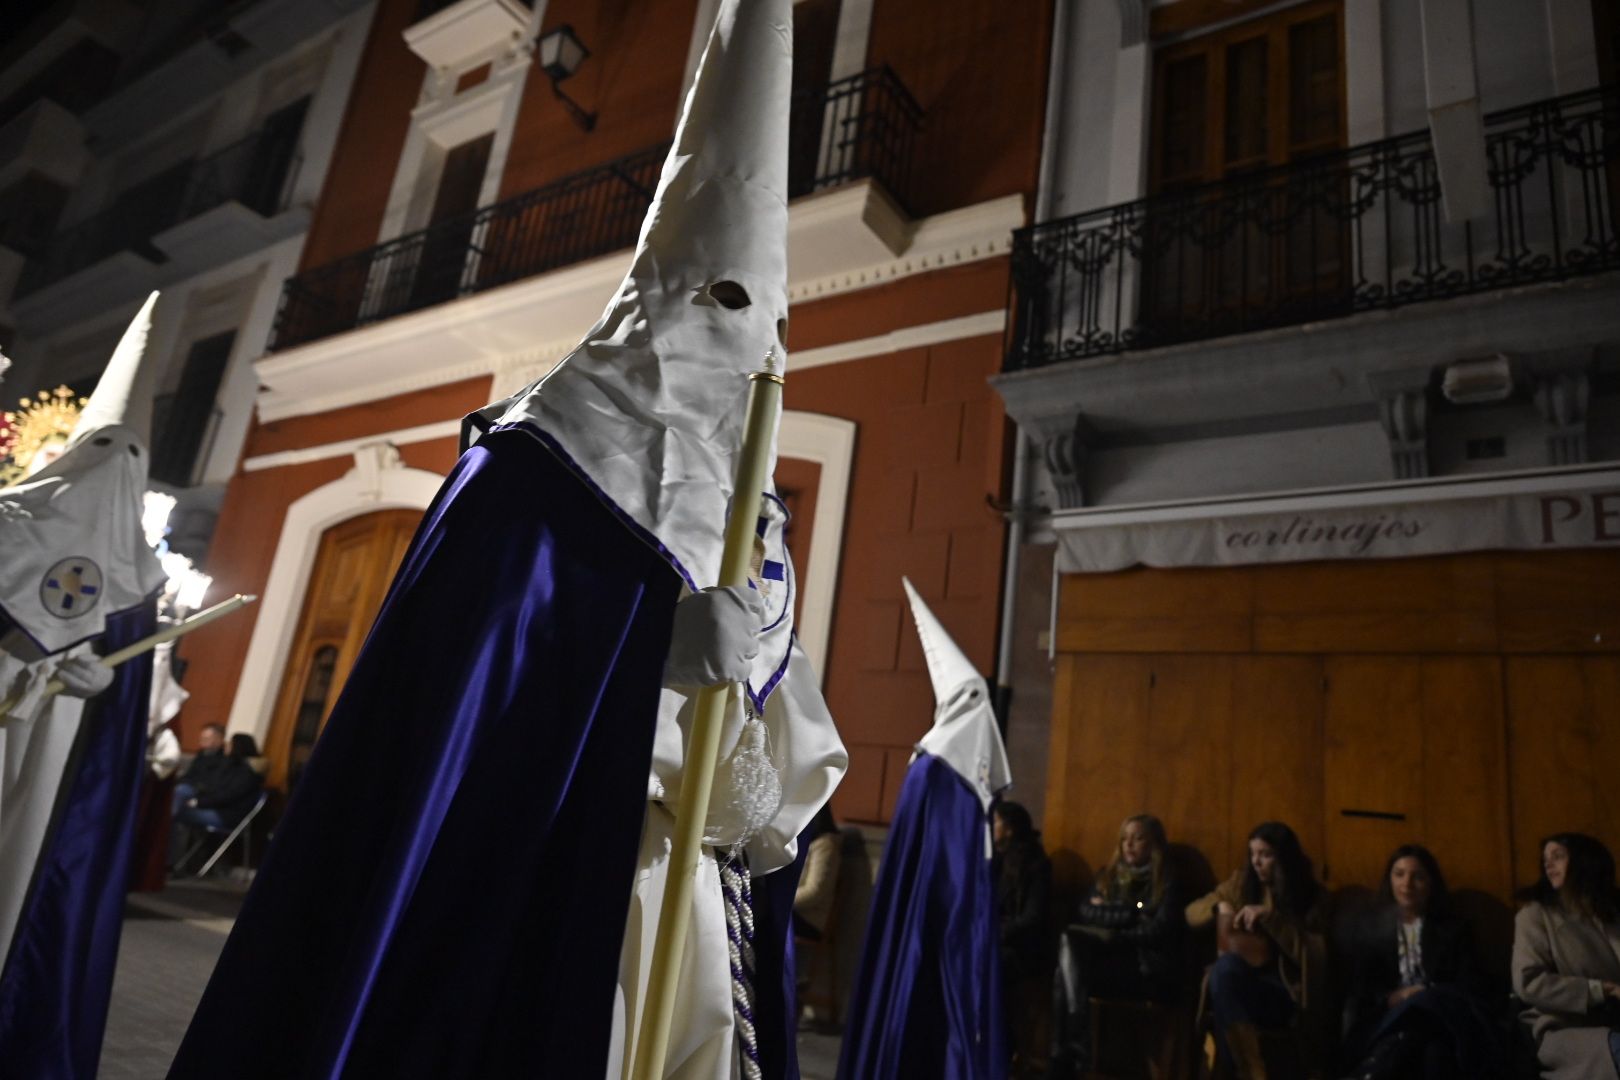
[1050, 814, 1186, 1078]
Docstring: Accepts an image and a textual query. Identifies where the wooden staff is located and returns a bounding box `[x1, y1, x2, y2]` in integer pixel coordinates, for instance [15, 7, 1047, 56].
[0, 593, 257, 719]
[632, 356, 784, 1079]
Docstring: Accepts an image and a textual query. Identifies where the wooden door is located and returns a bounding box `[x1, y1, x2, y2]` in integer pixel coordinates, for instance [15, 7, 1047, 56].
[1506, 656, 1620, 887]
[1044, 654, 1154, 892]
[151, 330, 234, 486]
[410, 133, 493, 310]
[787, 0, 842, 196]
[266, 510, 420, 791]
[241, 95, 309, 216]
[1320, 656, 1513, 895]
[1228, 656, 1326, 879]
[1145, 0, 1347, 336]
[1322, 657, 1425, 890]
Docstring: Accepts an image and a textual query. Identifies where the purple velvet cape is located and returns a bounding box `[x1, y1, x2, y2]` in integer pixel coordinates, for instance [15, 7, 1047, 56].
[0, 602, 157, 1079]
[167, 429, 806, 1078]
[837, 752, 1006, 1080]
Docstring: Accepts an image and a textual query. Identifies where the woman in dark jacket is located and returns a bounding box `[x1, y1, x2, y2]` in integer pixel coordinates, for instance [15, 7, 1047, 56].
[993, 801, 1052, 1077]
[1341, 844, 1504, 1080]
[1050, 813, 1185, 1078]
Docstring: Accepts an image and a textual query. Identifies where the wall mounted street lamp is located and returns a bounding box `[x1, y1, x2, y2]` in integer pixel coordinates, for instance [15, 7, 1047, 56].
[537, 24, 596, 132]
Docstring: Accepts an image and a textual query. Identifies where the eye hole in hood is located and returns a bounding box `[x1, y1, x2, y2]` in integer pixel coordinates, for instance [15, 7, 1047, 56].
[697, 280, 751, 309]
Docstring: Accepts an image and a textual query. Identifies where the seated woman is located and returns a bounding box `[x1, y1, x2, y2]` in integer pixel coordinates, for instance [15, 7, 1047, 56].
[793, 805, 841, 940]
[1050, 813, 1185, 1078]
[1341, 844, 1503, 1080]
[1187, 821, 1324, 1078]
[1512, 832, 1620, 1080]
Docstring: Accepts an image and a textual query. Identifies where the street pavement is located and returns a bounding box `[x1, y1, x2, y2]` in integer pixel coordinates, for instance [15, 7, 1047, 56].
[97, 878, 842, 1079]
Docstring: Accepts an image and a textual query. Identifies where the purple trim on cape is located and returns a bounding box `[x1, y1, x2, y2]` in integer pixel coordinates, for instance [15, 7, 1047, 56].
[489, 420, 794, 712]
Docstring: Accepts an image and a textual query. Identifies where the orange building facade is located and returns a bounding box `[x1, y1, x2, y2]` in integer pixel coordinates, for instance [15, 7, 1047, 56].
[179, 0, 1053, 825]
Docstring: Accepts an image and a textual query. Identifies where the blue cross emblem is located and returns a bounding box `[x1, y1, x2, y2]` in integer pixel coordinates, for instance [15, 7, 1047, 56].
[40, 557, 103, 619]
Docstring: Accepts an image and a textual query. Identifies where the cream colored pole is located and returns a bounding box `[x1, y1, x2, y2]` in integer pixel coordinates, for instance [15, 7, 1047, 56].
[632, 358, 783, 1080]
[0, 594, 257, 719]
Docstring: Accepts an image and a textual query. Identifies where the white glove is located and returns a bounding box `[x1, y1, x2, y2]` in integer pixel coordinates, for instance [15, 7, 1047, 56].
[663, 586, 765, 688]
[56, 656, 114, 699]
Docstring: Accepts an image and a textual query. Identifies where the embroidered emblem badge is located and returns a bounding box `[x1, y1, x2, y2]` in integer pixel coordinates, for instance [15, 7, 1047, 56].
[40, 557, 102, 618]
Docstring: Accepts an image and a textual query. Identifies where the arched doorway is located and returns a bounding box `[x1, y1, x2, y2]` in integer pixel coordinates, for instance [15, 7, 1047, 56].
[264, 509, 420, 791]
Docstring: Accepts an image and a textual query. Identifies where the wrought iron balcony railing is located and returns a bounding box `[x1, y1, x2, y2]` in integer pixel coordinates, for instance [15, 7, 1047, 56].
[270, 142, 669, 351]
[1004, 84, 1620, 372]
[789, 65, 922, 207]
[16, 124, 303, 296]
[269, 67, 923, 352]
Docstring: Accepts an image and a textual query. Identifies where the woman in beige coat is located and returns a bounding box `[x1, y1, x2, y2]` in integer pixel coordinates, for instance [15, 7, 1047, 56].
[1512, 832, 1620, 1080]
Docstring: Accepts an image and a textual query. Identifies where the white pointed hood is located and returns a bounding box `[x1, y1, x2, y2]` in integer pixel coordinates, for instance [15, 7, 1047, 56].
[0, 293, 167, 655]
[469, 0, 797, 705]
[903, 577, 1012, 811]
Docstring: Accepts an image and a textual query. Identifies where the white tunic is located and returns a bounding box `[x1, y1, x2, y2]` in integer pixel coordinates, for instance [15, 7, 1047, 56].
[0, 646, 91, 966]
[609, 643, 846, 1079]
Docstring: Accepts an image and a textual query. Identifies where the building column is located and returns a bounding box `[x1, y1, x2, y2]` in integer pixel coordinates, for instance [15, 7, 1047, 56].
[1545, 0, 1602, 94]
[1344, 0, 1386, 144]
[1107, 0, 1151, 206]
[1419, 0, 1491, 223]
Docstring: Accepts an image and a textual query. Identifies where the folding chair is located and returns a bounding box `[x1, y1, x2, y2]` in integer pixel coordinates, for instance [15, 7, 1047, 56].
[176, 791, 269, 878]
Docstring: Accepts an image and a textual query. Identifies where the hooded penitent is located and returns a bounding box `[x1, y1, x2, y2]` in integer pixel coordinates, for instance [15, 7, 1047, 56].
[169, 4, 842, 1079]
[467, 0, 797, 711]
[0, 291, 167, 657]
[904, 578, 1012, 813]
[838, 578, 1011, 1080]
[0, 294, 162, 1079]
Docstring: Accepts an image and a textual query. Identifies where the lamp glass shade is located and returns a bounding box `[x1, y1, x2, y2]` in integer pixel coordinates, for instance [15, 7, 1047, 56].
[538, 25, 588, 81]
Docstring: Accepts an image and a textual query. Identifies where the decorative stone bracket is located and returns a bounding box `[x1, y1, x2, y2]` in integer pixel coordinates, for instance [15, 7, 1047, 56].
[349, 441, 404, 501]
[1529, 352, 1592, 466]
[1368, 369, 1432, 480]
[1032, 413, 1095, 511]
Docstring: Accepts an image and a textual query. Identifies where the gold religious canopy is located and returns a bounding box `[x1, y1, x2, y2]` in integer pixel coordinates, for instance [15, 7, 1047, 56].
[0, 386, 88, 487]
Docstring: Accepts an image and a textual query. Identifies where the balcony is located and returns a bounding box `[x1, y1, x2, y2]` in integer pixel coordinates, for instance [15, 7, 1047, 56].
[14, 121, 306, 303]
[1004, 85, 1620, 373]
[269, 67, 923, 352]
[788, 65, 921, 208]
[0, 100, 89, 192]
[271, 142, 667, 351]
[404, 0, 533, 70]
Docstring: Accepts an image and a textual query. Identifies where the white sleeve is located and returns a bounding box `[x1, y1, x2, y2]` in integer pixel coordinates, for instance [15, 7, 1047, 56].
[149, 728, 182, 779]
[649, 641, 847, 876]
[743, 641, 846, 875]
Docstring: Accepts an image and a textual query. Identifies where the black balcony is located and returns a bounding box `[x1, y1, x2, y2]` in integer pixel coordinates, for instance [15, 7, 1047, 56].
[270, 142, 668, 351]
[1005, 85, 1620, 372]
[788, 66, 922, 208]
[16, 122, 303, 297]
[269, 68, 923, 352]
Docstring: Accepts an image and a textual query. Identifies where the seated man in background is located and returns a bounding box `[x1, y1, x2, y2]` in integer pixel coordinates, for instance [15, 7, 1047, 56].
[168, 728, 263, 871]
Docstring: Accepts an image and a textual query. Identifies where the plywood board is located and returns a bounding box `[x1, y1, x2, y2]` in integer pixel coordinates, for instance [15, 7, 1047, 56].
[1323, 657, 1424, 889]
[1228, 656, 1326, 878]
